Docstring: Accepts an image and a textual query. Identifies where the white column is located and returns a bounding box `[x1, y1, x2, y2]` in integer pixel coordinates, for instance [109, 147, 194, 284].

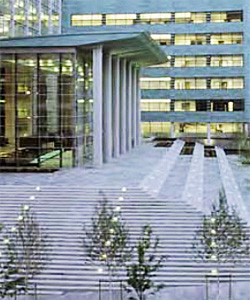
[132, 66, 137, 148]
[244, 123, 249, 138]
[136, 68, 141, 145]
[207, 123, 211, 145]
[103, 53, 113, 163]
[112, 56, 120, 158]
[126, 62, 132, 151]
[170, 122, 175, 138]
[120, 59, 127, 154]
[93, 46, 103, 166]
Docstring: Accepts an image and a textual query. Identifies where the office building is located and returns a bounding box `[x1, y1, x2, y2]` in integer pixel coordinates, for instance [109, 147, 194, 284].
[64, 0, 250, 139]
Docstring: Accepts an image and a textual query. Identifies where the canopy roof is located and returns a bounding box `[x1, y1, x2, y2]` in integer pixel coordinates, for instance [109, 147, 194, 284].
[0, 31, 167, 66]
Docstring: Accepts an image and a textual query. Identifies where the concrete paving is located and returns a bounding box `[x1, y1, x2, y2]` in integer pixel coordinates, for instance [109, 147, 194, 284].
[0, 143, 166, 187]
[181, 142, 204, 213]
[1, 141, 250, 299]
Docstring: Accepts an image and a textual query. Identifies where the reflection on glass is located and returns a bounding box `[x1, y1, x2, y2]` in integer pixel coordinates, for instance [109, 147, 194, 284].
[0, 51, 93, 169]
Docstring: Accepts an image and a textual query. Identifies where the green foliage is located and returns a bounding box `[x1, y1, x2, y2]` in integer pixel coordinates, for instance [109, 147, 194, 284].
[83, 192, 131, 275]
[0, 205, 49, 298]
[126, 225, 166, 300]
[193, 191, 250, 264]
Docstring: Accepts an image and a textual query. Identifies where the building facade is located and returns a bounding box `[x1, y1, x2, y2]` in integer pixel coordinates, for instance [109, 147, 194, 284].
[0, 32, 166, 169]
[0, 0, 61, 39]
[63, 0, 250, 140]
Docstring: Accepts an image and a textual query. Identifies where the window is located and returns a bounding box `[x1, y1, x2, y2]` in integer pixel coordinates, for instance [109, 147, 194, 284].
[141, 99, 171, 111]
[210, 33, 243, 45]
[175, 12, 206, 23]
[140, 77, 171, 89]
[0, 14, 10, 38]
[174, 78, 207, 89]
[71, 14, 102, 26]
[211, 78, 244, 89]
[210, 100, 244, 111]
[151, 34, 171, 45]
[174, 56, 207, 67]
[175, 34, 207, 45]
[106, 14, 136, 25]
[210, 11, 243, 23]
[139, 13, 171, 24]
[174, 100, 196, 111]
[210, 55, 243, 67]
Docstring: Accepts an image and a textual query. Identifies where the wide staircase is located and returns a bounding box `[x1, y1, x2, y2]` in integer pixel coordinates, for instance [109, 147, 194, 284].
[0, 185, 250, 296]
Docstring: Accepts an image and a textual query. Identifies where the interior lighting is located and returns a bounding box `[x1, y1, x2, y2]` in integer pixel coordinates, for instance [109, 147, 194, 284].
[29, 196, 35, 200]
[36, 186, 40, 191]
[118, 197, 124, 201]
[121, 187, 127, 192]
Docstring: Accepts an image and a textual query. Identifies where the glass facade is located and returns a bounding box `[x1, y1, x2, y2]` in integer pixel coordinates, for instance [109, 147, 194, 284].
[0, 50, 93, 169]
[0, 0, 61, 39]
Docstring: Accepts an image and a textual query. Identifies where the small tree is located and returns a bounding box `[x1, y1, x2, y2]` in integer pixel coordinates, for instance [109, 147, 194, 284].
[0, 205, 49, 298]
[83, 192, 131, 297]
[192, 191, 249, 299]
[126, 225, 166, 300]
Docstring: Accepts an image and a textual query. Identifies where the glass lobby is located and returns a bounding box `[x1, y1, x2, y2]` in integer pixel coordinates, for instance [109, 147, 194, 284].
[0, 51, 93, 169]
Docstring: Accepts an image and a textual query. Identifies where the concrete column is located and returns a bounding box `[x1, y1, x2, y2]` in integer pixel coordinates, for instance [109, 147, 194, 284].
[244, 123, 249, 138]
[207, 123, 211, 145]
[120, 59, 127, 154]
[93, 46, 103, 166]
[170, 122, 175, 138]
[103, 53, 112, 163]
[136, 68, 141, 145]
[132, 66, 137, 148]
[126, 62, 132, 151]
[112, 56, 120, 158]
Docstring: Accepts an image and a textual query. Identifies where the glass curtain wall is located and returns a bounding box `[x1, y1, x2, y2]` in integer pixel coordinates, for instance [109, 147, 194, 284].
[0, 50, 93, 169]
[0, 0, 61, 39]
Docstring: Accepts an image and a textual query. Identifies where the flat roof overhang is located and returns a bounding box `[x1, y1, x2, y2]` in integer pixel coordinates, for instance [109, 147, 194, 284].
[0, 31, 167, 66]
